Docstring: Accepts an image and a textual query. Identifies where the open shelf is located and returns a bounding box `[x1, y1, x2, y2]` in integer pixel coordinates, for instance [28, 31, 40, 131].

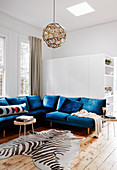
[105, 94, 114, 98]
[105, 64, 114, 68]
[105, 74, 114, 77]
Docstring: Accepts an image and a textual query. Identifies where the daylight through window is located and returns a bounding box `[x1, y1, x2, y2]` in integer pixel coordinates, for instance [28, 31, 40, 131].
[0, 36, 5, 96]
[20, 41, 30, 95]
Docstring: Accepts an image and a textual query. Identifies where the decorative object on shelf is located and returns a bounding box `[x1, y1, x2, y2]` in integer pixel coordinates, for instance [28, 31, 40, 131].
[105, 87, 112, 92]
[105, 59, 112, 65]
[105, 87, 113, 96]
[42, 0, 66, 48]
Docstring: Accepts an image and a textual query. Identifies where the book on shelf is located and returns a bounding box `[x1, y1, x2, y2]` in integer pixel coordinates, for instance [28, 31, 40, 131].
[16, 116, 34, 122]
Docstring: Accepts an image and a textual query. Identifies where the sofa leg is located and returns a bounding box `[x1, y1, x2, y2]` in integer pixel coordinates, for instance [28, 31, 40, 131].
[87, 128, 90, 135]
[3, 130, 5, 138]
[50, 122, 52, 128]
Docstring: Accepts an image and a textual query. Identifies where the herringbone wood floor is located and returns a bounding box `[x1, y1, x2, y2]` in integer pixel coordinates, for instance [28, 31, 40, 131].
[0, 122, 117, 170]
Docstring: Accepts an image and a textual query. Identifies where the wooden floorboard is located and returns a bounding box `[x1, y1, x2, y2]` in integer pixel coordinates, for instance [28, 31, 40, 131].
[0, 123, 117, 170]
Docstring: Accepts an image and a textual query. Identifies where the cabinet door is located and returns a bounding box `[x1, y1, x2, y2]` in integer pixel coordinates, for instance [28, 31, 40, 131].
[69, 56, 89, 97]
[42, 60, 54, 96]
[53, 58, 69, 96]
[88, 55, 105, 98]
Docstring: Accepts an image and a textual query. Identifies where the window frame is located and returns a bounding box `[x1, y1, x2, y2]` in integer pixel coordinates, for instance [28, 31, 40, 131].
[0, 34, 7, 96]
[18, 39, 30, 96]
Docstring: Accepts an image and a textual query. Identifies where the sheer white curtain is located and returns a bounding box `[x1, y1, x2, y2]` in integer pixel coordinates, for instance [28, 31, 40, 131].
[30, 36, 42, 96]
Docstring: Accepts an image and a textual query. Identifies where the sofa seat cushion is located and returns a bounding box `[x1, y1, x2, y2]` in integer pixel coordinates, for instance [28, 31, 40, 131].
[56, 96, 81, 111]
[0, 114, 20, 122]
[40, 107, 54, 113]
[25, 108, 50, 118]
[27, 95, 42, 111]
[67, 115, 95, 129]
[43, 95, 59, 109]
[46, 111, 70, 121]
[58, 98, 83, 113]
[81, 97, 106, 115]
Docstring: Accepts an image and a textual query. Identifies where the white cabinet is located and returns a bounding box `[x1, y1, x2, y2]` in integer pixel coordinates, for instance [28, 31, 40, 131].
[88, 54, 105, 98]
[69, 56, 88, 97]
[42, 54, 114, 112]
[53, 58, 69, 96]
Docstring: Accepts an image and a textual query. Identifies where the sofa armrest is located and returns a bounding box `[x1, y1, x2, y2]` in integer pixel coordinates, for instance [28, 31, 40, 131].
[102, 107, 106, 116]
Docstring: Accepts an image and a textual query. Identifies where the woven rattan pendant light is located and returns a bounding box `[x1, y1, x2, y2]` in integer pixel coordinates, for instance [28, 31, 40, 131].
[42, 0, 66, 48]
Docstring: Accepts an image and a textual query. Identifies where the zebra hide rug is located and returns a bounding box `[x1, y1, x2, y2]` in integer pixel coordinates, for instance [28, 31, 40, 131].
[0, 129, 83, 170]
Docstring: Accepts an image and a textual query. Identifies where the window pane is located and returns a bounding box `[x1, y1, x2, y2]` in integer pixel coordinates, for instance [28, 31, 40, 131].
[0, 37, 5, 66]
[20, 42, 30, 95]
[0, 36, 5, 96]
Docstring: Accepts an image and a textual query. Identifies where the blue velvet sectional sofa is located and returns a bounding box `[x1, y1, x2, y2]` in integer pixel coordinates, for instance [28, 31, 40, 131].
[0, 95, 106, 137]
[44, 95, 106, 130]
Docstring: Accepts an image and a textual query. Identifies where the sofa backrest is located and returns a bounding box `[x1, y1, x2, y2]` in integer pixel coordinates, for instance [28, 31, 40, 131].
[80, 97, 106, 115]
[26, 95, 42, 111]
[43, 95, 59, 109]
[6, 96, 29, 111]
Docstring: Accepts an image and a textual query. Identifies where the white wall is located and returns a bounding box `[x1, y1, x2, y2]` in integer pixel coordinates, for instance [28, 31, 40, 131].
[0, 12, 42, 97]
[50, 21, 117, 59]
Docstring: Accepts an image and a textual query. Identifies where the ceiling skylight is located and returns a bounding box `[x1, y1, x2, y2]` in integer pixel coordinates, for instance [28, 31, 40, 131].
[66, 2, 95, 17]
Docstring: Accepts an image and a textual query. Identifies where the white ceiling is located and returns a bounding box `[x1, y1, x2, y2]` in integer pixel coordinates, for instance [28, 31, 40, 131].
[0, 0, 117, 31]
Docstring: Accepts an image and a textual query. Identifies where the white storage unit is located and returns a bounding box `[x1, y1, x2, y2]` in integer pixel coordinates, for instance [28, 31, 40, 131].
[104, 56, 114, 112]
[42, 54, 114, 112]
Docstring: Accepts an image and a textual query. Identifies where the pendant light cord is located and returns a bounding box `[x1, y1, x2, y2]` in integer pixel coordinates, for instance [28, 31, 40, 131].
[53, 0, 55, 23]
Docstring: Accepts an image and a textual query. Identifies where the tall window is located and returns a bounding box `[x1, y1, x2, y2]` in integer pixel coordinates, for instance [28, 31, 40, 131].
[20, 41, 30, 95]
[0, 36, 5, 96]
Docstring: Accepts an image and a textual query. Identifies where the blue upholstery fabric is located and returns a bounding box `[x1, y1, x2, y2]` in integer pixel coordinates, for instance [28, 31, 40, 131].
[27, 95, 42, 111]
[81, 97, 106, 115]
[45, 118, 95, 129]
[0, 98, 9, 106]
[43, 95, 59, 109]
[58, 98, 83, 113]
[40, 107, 54, 113]
[17, 96, 29, 111]
[0, 114, 22, 122]
[6, 97, 29, 111]
[67, 115, 95, 129]
[25, 107, 54, 119]
[26, 109, 46, 117]
[56, 96, 81, 111]
[46, 111, 70, 121]
[6, 97, 18, 105]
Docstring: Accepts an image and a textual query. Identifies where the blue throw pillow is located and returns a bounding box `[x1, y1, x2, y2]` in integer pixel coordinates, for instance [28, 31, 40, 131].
[58, 98, 83, 113]
[56, 96, 81, 111]
[0, 98, 9, 106]
[80, 97, 106, 115]
[43, 95, 59, 109]
[27, 95, 42, 111]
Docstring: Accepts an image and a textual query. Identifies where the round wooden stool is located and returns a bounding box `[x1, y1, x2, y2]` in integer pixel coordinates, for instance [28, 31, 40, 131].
[14, 118, 36, 137]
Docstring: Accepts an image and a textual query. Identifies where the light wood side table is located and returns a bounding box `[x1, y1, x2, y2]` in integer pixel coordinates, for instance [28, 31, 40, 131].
[101, 117, 117, 139]
[14, 118, 36, 137]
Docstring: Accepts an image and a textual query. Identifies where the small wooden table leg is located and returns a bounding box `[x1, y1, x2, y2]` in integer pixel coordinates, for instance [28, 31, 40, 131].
[50, 121, 52, 128]
[3, 130, 5, 138]
[87, 128, 90, 135]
